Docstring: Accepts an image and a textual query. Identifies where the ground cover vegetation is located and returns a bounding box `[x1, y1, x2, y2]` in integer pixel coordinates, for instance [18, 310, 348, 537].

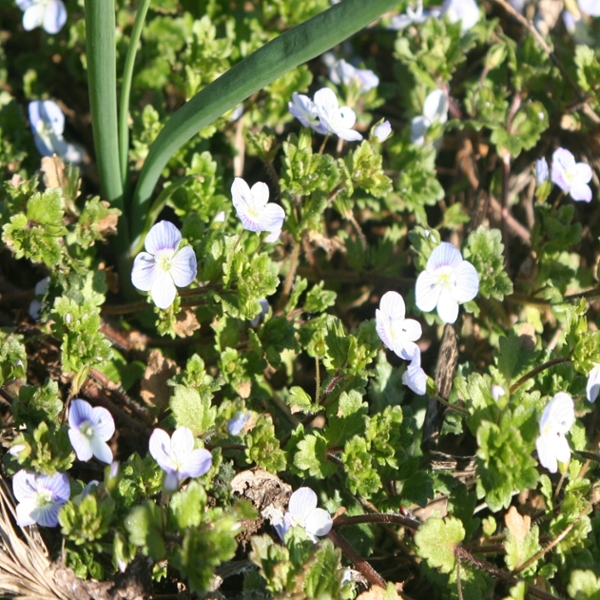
[1, 0, 600, 598]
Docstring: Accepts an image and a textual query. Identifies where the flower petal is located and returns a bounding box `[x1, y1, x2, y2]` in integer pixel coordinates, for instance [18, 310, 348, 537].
[170, 427, 195, 461]
[587, 364, 600, 402]
[451, 260, 480, 303]
[379, 291, 406, 321]
[254, 203, 285, 232]
[169, 246, 197, 287]
[34, 503, 62, 528]
[250, 181, 270, 208]
[43, 0, 67, 34]
[402, 363, 427, 395]
[575, 162, 593, 184]
[90, 406, 115, 440]
[551, 147, 576, 191]
[288, 487, 318, 524]
[43, 473, 70, 502]
[304, 508, 333, 537]
[411, 116, 428, 145]
[150, 271, 177, 309]
[540, 392, 575, 435]
[12, 470, 37, 503]
[415, 271, 441, 313]
[149, 429, 174, 473]
[264, 228, 282, 243]
[22, 5, 45, 30]
[536, 434, 558, 474]
[231, 178, 252, 212]
[90, 438, 113, 464]
[181, 448, 212, 479]
[131, 252, 156, 292]
[16, 501, 37, 527]
[313, 88, 339, 116]
[69, 428, 93, 461]
[427, 242, 463, 271]
[69, 399, 93, 428]
[145, 221, 181, 255]
[402, 318, 422, 343]
[423, 89, 448, 125]
[436, 290, 459, 324]
[569, 181, 592, 203]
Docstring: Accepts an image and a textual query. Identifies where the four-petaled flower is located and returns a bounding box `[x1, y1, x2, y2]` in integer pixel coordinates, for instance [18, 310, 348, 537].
[376, 291, 422, 361]
[536, 392, 575, 474]
[16, 0, 67, 34]
[12, 470, 70, 527]
[329, 59, 379, 94]
[402, 350, 427, 396]
[274, 487, 333, 543]
[28, 100, 82, 163]
[149, 427, 213, 492]
[551, 147, 593, 202]
[131, 221, 198, 310]
[587, 364, 600, 403]
[415, 242, 480, 324]
[411, 89, 449, 146]
[289, 88, 362, 142]
[68, 399, 115, 464]
[231, 178, 285, 240]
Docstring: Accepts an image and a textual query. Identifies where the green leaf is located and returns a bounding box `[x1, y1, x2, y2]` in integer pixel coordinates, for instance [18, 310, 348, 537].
[125, 502, 166, 561]
[170, 481, 207, 530]
[414, 517, 465, 574]
[170, 384, 216, 436]
[568, 570, 600, 600]
[293, 431, 337, 478]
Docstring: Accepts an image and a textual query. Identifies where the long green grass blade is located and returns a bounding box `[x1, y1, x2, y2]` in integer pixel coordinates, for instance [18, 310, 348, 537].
[85, 0, 127, 254]
[129, 0, 398, 252]
[119, 0, 151, 190]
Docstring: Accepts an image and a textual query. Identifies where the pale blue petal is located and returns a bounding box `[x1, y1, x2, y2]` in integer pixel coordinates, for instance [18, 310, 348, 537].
[12, 470, 38, 503]
[569, 181, 592, 202]
[411, 116, 428, 145]
[22, 5, 45, 30]
[35, 503, 62, 527]
[540, 392, 574, 435]
[16, 0, 34, 10]
[373, 121, 391, 142]
[69, 428, 93, 461]
[380, 291, 406, 321]
[255, 203, 285, 232]
[415, 271, 441, 313]
[403, 318, 422, 342]
[250, 181, 270, 208]
[393, 339, 419, 362]
[288, 487, 317, 524]
[336, 107, 357, 130]
[289, 93, 318, 129]
[181, 448, 212, 479]
[427, 242, 463, 271]
[575, 162, 593, 183]
[402, 364, 427, 395]
[16, 501, 37, 527]
[451, 261, 479, 303]
[149, 429, 174, 473]
[90, 406, 115, 440]
[314, 88, 339, 118]
[131, 252, 156, 292]
[170, 427, 195, 460]
[423, 89, 448, 125]
[90, 438, 113, 464]
[551, 148, 575, 191]
[145, 221, 181, 255]
[43, 473, 70, 502]
[163, 471, 179, 492]
[436, 289, 459, 324]
[170, 246, 197, 287]
[304, 508, 333, 538]
[69, 399, 93, 428]
[264, 228, 281, 243]
[43, 0, 67, 34]
[334, 127, 363, 142]
[228, 412, 251, 436]
[356, 68, 379, 93]
[40, 100, 64, 134]
[587, 365, 600, 402]
[536, 435, 557, 474]
[231, 178, 252, 212]
[579, 0, 600, 16]
[536, 158, 549, 184]
[150, 271, 177, 309]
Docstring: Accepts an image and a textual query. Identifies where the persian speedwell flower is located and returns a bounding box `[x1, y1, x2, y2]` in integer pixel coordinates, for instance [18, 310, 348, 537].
[402, 350, 427, 396]
[329, 59, 379, 94]
[16, 0, 67, 34]
[275, 487, 333, 543]
[441, 0, 480, 32]
[149, 427, 212, 492]
[13, 470, 70, 527]
[373, 120, 392, 143]
[68, 399, 115, 464]
[376, 291, 422, 361]
[587, 364, 600, 402]
[551, 147, 593, 202]
[288, 93, 326, 134]
[231, 178, 285, 238]
[536, 392, 575, 474]
[411, 89, 449, 145]
[28, 100, 82, 163]
[131, 221, 197, 310]
[415, 242, 480, 324]
[536, 157, 549, 184]
[313, 88, 363, 142]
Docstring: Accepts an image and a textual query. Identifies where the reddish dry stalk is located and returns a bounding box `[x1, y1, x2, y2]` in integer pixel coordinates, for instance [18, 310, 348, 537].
[509, 356, 570, 394]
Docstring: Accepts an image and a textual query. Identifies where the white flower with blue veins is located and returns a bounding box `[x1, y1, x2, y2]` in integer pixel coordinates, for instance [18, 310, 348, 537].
[415, 242, 480, 324]
[373, 120, 392, 143]
[441, 0, 480, 32]
[579, 0, 600, 16]
[402, 350, 427, 396]
[16, 0, 67, 34]
[274, 487, 333, 543]
[551, 147, 593, 202]
[288, 93, 327, 134]
[536, 392, 575, 474]
[231, 178, 285, 239]
[329, 59, 379, 94]
[149, 427, 212, 492]
[131, 221, 198, 310]
[411, 89, 449, 146]
[313, 88, 363, 142]
[12, 470, 70, 527]
[28, 100, 82, 163]
[376, 291, 422, 361]
[68, 399, 115, 464]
